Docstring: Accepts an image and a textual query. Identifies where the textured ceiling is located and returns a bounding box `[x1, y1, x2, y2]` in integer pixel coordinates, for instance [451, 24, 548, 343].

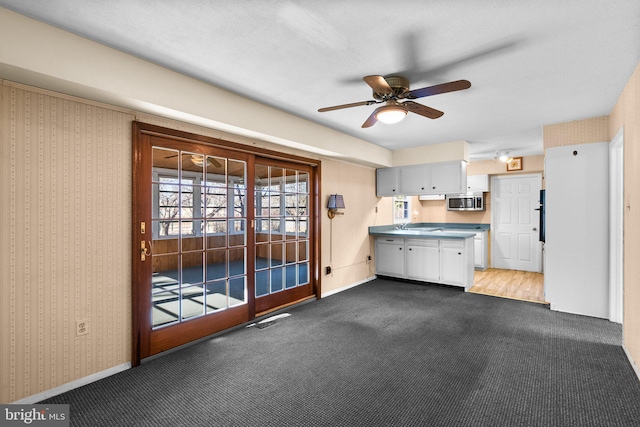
[1, 0, 639, 159]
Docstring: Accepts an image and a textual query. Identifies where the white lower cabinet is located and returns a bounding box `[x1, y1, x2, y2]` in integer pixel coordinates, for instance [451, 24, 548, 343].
[406, 239, 439, 282]
[375, 238, 405, 277]
[375, 236, 474, 290]
[440, 240, 466, 285]
[447, 229, 488, 270]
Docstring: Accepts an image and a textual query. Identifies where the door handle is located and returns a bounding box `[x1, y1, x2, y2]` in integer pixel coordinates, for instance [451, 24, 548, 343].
[532, 227, 537, 231]
[141, 240, 152, 261]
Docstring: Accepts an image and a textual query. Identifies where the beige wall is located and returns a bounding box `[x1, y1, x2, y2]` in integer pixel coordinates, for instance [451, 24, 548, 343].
[609, 62, 640, 369]
[320, 160, 382, 293]
[392, 140, 469, 166]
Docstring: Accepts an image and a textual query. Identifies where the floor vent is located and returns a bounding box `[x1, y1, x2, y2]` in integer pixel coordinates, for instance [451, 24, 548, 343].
[256, 320, 276, 329]
[247, 312, 291, 330]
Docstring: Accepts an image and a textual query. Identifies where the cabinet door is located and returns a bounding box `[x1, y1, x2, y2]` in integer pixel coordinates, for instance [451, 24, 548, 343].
[375, 241, 405, 277]
[376, 168, 399, 197]
[473, 237, 483, 268]
[399, 164, 428, 195]
[426, 161, 467, 194]
[406, 241, 439, 281]
[440, 240, 465, 285]
[467, 174, 489, 193]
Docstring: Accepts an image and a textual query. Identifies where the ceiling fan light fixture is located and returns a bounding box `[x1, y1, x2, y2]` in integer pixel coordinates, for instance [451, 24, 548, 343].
[191, 154, 212, 167]
[376, 108, 407, 124]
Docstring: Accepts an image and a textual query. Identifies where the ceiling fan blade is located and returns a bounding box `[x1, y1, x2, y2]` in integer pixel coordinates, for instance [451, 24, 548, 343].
[363, 75, 394, 95]
[361, 105, 388, 128]
[404, 79, 471, 99]
[401, 101, 444, 119]
[318, 100, 377, 112]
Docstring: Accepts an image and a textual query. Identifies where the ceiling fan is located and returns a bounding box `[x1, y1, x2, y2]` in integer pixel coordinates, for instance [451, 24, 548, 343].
[164, 153, 224, 168]
[318, 75, 471, 128]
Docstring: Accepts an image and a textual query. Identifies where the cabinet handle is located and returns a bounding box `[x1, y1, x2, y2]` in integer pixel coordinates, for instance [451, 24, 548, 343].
[399, 247, 402, 250]
[409, 248, 412, 251]
[458, 252, 462, 255]
[432, 186, 436, 189]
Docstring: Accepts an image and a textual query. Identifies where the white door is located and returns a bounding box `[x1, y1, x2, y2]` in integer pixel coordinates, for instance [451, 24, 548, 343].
[491, 174, 542, 272]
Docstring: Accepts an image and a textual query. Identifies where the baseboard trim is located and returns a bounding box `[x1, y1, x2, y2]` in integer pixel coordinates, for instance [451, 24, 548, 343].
[321, 276, 376, 299]
[12, 362, 132, 404]
[623, 345, 640, 382]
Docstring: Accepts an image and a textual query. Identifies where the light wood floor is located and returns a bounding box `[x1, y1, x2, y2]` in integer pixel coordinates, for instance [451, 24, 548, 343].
[469, 268, 547, 305]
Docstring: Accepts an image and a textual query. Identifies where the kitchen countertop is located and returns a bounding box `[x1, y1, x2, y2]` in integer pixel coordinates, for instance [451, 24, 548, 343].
[369, 223, 484, 239]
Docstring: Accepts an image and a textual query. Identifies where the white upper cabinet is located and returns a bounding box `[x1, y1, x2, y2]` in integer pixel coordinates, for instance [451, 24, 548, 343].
[399, 164, 429, 194]
[426, 160, 467, 194]
[376, 167, 400, 196]
[376, 161, 467, 196]
[466, 174, 489, 193]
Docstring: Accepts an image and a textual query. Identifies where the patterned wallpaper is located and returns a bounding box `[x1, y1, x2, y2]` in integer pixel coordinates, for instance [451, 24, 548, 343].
[543, 115, 610, 148]
[0, 83, 133, 403]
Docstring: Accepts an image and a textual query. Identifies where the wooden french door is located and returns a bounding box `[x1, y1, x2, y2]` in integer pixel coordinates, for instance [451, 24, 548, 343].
[132, 123, 319, 364]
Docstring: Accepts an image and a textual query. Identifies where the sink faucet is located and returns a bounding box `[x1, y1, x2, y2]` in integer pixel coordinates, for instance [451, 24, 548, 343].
[394, 223, 411, 230]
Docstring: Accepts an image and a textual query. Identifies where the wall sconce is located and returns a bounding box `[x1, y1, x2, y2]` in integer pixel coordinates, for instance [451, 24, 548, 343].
[327, 194, 345, 219]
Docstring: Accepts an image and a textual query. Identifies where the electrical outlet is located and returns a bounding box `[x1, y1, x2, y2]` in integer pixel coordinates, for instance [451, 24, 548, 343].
[76, 319, 89, 336]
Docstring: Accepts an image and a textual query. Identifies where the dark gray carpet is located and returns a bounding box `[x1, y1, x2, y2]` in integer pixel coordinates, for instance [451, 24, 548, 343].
[43, 278, 640, 426]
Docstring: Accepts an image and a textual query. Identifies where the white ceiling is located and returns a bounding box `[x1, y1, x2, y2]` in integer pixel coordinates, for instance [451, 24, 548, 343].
[1, 0, 639, 160]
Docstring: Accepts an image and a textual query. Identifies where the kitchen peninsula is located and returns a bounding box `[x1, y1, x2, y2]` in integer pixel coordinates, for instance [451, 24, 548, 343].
[369, 223, 489, 290]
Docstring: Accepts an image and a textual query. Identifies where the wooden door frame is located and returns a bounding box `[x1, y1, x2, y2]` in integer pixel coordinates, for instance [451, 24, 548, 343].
[131, 122, 321, 366]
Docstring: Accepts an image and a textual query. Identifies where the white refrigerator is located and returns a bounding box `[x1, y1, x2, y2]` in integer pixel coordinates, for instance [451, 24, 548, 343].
[544, 142, 609, 319]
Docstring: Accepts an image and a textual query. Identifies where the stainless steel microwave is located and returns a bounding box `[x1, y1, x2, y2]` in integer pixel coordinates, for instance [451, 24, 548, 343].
[446, 194, 485, 211]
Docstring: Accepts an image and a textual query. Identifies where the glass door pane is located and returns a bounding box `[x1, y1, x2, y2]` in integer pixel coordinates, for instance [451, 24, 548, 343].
[151, 147, 247, 329]
[254, 163, 310, 303]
